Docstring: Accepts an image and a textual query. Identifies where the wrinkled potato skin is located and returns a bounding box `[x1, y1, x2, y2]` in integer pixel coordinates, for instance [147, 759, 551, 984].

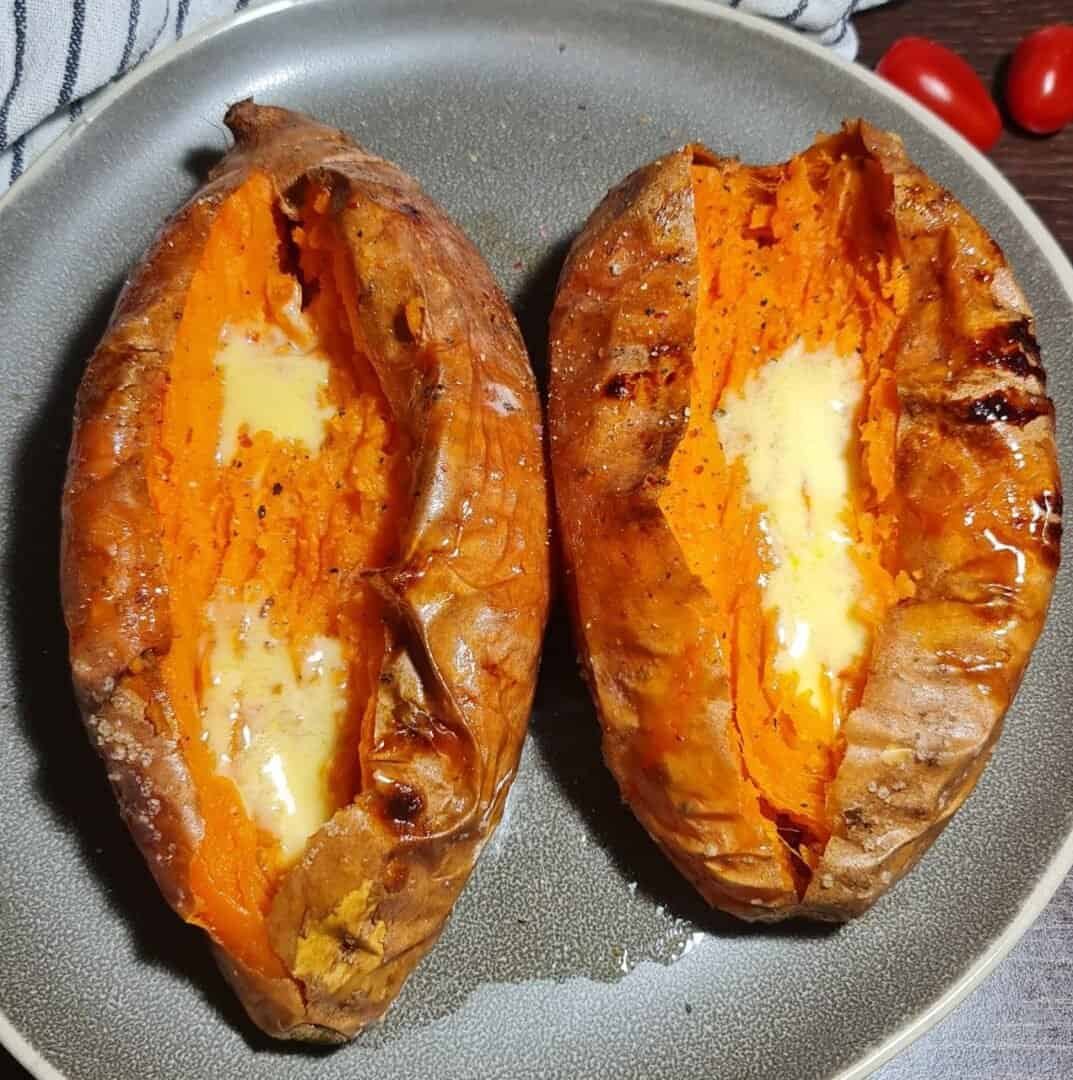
[549, 122, 1060, 922]
[62, 102, 549, 1038]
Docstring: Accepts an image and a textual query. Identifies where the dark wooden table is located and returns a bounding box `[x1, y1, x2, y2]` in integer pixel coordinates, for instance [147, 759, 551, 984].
[4, 4, 1072, 1079]
[860, 4, 1073, 1077]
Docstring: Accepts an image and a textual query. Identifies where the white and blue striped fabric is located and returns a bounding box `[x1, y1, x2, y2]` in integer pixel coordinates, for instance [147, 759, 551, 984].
[0, 0, 889, 193]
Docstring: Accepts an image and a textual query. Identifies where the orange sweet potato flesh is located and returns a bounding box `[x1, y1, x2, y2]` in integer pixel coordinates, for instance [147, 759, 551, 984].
[661, 143, 914, 868]
[62, 103, 549, 1038]
[142, 172, 408, 979]
[549, 122, 1060, 920]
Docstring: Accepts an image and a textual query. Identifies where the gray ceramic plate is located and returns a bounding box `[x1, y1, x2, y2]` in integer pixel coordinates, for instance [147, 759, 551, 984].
[1, 2, 1071, 1078]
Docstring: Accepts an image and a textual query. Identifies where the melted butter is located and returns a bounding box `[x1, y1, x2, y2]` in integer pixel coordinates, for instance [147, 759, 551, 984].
[215, 321, 335, 464]
[716, 338, 867, 720]
[200, 598, 348, 860]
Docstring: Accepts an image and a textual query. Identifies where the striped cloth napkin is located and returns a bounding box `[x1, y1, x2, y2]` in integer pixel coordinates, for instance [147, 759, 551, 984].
[0, 0, 889, 193]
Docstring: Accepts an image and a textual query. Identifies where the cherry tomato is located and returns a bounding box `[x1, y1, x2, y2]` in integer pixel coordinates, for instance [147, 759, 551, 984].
[876, 37, 1002, 152]
[1006, 25, 1073, 135]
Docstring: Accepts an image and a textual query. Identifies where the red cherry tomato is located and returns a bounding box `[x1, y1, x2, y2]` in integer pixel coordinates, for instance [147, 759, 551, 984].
[1006, 25, 1073, 135]
[876, 37, 1002, 151]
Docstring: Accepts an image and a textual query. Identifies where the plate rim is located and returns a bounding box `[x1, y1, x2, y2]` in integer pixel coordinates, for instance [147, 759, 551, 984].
[2, 1, 1071, 1078]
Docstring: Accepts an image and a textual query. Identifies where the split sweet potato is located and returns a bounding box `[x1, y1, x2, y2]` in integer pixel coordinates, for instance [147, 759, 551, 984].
[62, 102, 549, 1037]
[549, 122, 1060, 920]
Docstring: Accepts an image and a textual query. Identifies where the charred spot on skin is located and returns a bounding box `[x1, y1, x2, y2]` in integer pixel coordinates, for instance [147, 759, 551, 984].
[398, 202, 422, 220]
[973, 319, 1045, 384]
[393, 308, 412, 343]
[962, 390, 1053, 427]
[904, 390, 1053, 430]
[337, 932, 364, 960]
[604, 373, 633, 400]
[383, 783, 424, 826]
[602, 368, 670, 401]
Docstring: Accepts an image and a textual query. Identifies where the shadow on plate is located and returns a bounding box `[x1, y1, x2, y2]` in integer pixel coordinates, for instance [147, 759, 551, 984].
[529, 606, 838, 943]
[512, 234, 572, 393]
[184, 144, 228, 184]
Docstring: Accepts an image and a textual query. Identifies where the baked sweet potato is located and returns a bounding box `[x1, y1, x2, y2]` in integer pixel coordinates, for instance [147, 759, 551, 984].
[61, 101, 549, 1038]
[549, 122, 1060, 921]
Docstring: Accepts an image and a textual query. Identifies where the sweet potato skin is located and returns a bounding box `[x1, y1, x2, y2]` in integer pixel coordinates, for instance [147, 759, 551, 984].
[61, 101, 549, 1038]
[548, 122, 1060, 921]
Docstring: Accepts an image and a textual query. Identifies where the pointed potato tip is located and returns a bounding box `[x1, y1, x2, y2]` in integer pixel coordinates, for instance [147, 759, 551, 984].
[224, 99, 299, 147]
